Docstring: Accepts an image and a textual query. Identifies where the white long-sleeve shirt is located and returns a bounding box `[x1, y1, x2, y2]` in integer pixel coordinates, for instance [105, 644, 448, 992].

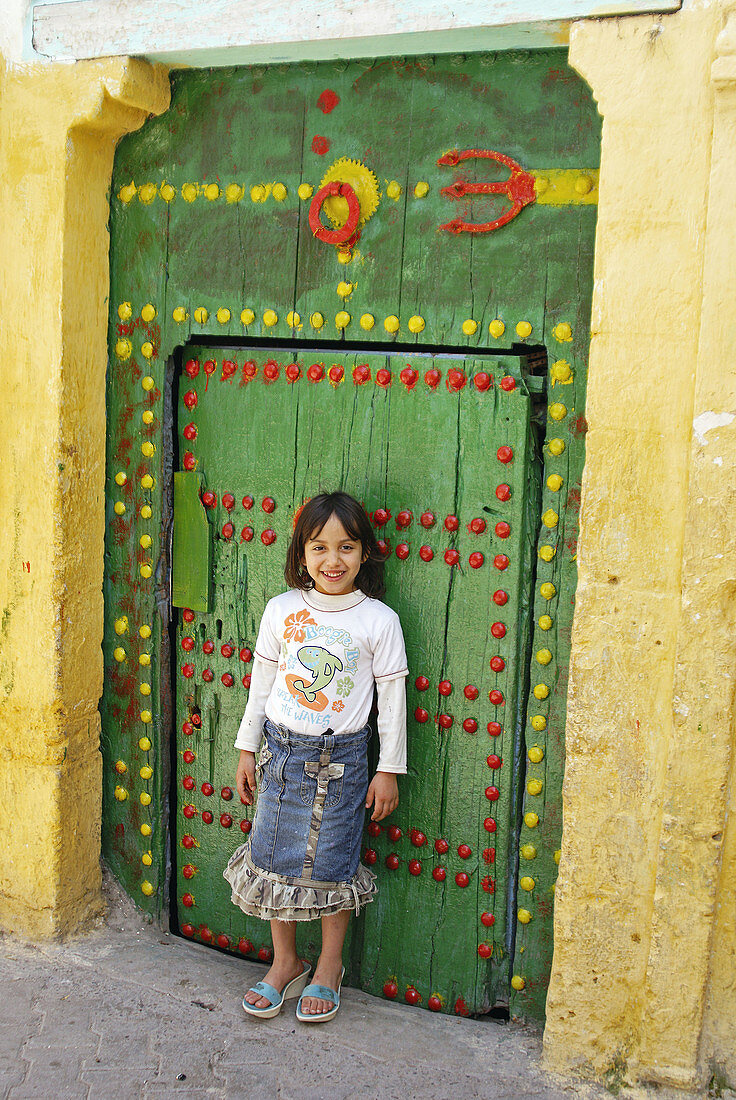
[234, 587, 408, 773]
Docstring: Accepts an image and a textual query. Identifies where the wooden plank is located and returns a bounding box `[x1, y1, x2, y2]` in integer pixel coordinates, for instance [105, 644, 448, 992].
[172, 473, 212, 611]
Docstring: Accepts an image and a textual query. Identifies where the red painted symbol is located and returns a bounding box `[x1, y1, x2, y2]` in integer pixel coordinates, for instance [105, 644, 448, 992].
[309, 181, 361, 249]
[437, 149, 536, 234]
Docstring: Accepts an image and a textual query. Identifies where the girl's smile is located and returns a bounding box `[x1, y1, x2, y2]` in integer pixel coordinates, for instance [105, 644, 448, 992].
[302, 514, 366, 595]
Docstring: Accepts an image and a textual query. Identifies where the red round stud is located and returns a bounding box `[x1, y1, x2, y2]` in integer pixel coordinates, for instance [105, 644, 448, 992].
[183, 608, 195, 623]
[408, 859, 422, 876]
[219, 813, 232, 828]
[201, 490, 217, 508]
[286, 363, 301, 383]
[484, 817, 497, 833]
[473, 371, 491, 392]
[182, 775, 195, 791]
[183, 423, 197, 441]
[464, 685, 479, 700]
[377, 539, 390, 557]
[222, 493, 235, 511]
[495, 521, 511, 539]
[182, 721, 193, 736]
[185, 359, 199, 379]
[463, 718, 478, 733]
[415, 675, 430, 691]
[221, 359, 237, 381]
[444, 515, 459, 532]
[258, 947, 273, 963]
[181, 664, 195, 679]
[420, 511, 436, 528]
[385, 854, 400, 870]
[493, 590, 508, 606]
[203, 360, 216, 378]
[434, 838, 449, 855]
[469, 552, 484, 569]
[438, 680, 452, 696]
[444, 549, 460, 566]
[424, 368, 441, 389]
[363, 849, 378, 865]
[469, 518, 486, 534]
[238, 938, 254, 954]
[400, 367, 418, 389]
[458, 844, 472, 859]
[489, 689, 504, 705]
[405, 986, 421, 1006]
[328, 364, 344, 385]
[242, 360, 257, 380]
[428, 994, 443, 1012]
[240, 648, 253, 663]
[367, 821, 382, 837]
[183, 391, 198, 410]
[446, 368, 466, 392]
[261, 529, 276, 545]
[432, 866, 447, 882]
[396, 543, 409, 560]
[383, 980, 398, 999]
[183, 751, 195, 765]
[183, 452, 196, 471]
[487, 754, 502, 769]
[490, 656, 505, 672]
[240, 819, 252, 834]
[203, 640, 214, 654]
[181, 893, 194, 908]
[411, 830, 427, 848]
[373, 508, 390, 526]
[222, 522, 234, 540]
[182, 804, 196, 819]
[491, 622, 506, 639]
[240, 527, 254, 542]
[199, 928, 213, 944]
[242, 495, 254, 509]
[376, 368, 392, 387]
[217, 934, 230, 950]
[478, 943, 493, 958]
[201, 810, 213, 824]
[242, 674, 252, 689]
[496, 483, 511, 502]
[485, 786, 500, 802]
[221, 672, 234, 687]
[182, 636, 195, 652]
[414, 707, 429, 723]
[481, 911, 495, 927]
[494, 554, 510, 571]
[201, 782, 214, 797]
[221, 643, 234, 658]
[353, 364, 371, 385]
[263, 360, 279, 382]
[497, 445, 513, 463]
[455, 872, 470, 888]
[221, 786, 233, 800]
[191, 714, 201, 728]
[419, 545, 434, 562]
[182, 923, 195, 938]
[262, 497, 276, 513]
[438, 714, 453, 729]
[487, 721, 502, 737]
[396, 510, 412, 528]
[500, 375, 516, 392]
[182, 863, 195, 879]
[388, 825, 402, 842]
[307, 363, 324, 383]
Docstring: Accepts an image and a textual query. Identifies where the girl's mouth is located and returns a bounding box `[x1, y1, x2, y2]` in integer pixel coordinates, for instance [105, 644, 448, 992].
[322, 571, 345, 580]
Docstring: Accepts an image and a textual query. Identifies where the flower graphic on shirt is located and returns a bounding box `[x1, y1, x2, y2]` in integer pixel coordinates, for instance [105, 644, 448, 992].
[283, 609, 317, 644]
[335, 676, 354, 697]
[331, 700, 345, 713]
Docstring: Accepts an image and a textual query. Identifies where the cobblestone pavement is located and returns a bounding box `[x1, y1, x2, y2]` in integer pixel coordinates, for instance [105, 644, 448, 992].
[0, 873, 707, 1100]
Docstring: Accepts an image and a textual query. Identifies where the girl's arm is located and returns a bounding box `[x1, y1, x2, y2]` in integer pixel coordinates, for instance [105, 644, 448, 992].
[234, 655, 278, 751]
[366, 675, 407, 820]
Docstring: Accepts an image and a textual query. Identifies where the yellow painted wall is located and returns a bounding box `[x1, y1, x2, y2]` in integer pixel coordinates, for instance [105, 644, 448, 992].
[0, 55, 169, 937]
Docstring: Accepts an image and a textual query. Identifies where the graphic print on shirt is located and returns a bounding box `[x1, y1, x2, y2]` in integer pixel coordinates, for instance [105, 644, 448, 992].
[280, 613, 358, 717]
[287, 646, 344, 709]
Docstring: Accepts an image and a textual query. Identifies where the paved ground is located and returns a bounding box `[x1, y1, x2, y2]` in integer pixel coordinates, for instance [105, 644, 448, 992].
[0, 872, 711, 1100]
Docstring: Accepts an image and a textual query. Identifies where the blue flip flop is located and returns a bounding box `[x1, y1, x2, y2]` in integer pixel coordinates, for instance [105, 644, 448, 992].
[295, 966, 345, 1023]
[242, 962, 311, 1019]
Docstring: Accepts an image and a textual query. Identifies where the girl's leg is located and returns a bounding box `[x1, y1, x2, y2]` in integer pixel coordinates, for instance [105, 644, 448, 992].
[300, 909, 351, 1016]
[243, 918, 305, 1007]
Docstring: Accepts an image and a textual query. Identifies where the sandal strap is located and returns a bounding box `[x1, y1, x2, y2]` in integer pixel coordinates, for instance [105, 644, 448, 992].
[248, 981, 280, 1006]
[301, 982, 338, 1002]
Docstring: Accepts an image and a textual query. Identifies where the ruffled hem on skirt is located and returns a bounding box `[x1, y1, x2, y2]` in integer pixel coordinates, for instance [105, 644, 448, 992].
[223, 843, 377, 921]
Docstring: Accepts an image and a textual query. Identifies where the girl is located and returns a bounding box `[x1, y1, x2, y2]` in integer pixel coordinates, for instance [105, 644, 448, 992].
[224, 491, 408, 1022]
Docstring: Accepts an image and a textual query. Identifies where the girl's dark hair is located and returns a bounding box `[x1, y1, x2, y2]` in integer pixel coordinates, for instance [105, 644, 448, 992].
[285, 491, 386, 598]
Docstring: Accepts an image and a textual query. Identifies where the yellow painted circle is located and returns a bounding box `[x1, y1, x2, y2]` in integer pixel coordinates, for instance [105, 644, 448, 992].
[551, 360, 572, 382]
[335, 311, 351, 329]
[113, 647, 126, 663]
[172, 306, 188, 323]
[141, 880, 154, 896]
[287, 311, 301, 328]
[117, 301, 132, 321]
[517, 908, 532, 924]
[250, 185, 266, 202]
[141, 441, 155, 458]
[337, 281, 353, 299]
[554, 849, 562, 865]
[118, 182, 137, 204]
[546, 474, 563, 492]
[462, 319, 477, 336]
[384, 315, 400, 334]
[139, 183, 157, 204]
[113, 501, 126, 516]
[140, 564, 152, 579]
[575, 175, 593, 195]
[138, 736, 152, 751]
[114, 617, 128, 636]
[538, 545, 556, 562]
[182, 182, 198, 203]
[533, 684, 549, 700]
[142, 410, 154, 426]
[520, 844, 537, 861]
[310, 312, 324, 330]
[204, 183, 220, 201]
[489, 319, 505, 338]
[193, 307, 208, 324]
[542, 510, 559, 529]
[540, 582, 556, 600]
[216, 307, 231, 324]
[114, 471, 127, 486]
[140, 765, 153, 780]
[360, 314, 375, 331]
[539, 615, 553, 631]
[386, 180, 402, 200]
[141, 504, 152, 520]
[528, 746, 545, 763]
[141, 474, 154, 490]
[527, 778, 544, 796]
[524, 812, 539, 829]
[515, 320, 532, 338]
[553, 322, 573, 342]
[140, 822, 152, 836]
[142, 851, 153, 866]
[272, 182, 287, 201]
[298, 183, 314, 200]
[139, 682, 151, 696]
[511, 975, 526, 991]
[549, 403, 567, 421]
[225, 183, 244, 203]
[241, 308, 255, 325]
[263, 309, 278, 327]
[140, 710, 153, 724]
[408, 315, 425, 334]
[115, 339, 132, 360]
[530, 716, 546, 732]
[536, 648, 553, 665]
[414, 181, 429, 198]
[141, 376, 155, 393]
[114, 785, 128, 802]
[520, 876, 535, 892]
[548, 437, 565, 456]
[139, 653, 151, 667]
[141, 303, 156, 323]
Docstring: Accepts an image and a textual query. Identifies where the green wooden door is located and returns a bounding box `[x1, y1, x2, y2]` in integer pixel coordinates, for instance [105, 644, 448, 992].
[172, 344, 539, 1013]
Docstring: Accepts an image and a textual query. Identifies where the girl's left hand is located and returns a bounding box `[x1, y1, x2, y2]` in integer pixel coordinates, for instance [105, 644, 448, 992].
[366, 771, 399, 821]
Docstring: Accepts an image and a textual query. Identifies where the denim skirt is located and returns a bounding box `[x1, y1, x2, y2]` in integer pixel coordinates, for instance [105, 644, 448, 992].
[224, 719, 377, 922]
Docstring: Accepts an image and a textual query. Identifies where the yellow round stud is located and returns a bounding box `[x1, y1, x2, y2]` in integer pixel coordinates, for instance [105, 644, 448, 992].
[138, 736, 152, 751]
[384, 315, 400, 334]
[511, 975, 526, 991]
[527, 779, 543, 796]
[534, 176, 549, 194]
[575, 175, 593, 195]
[113, 501, 126, 516]
[142, 410, 154, 426]
[542, 509, 558, 529]
[139, 183, 157, 204]
[113, 646, 126, 663]
[520, 844, 537, 861]
[114, 760, 127, 774]
[554, 849, 562, 865]
[115, 338, 132, 360]
[553, 322, 573, 342]
[225, 183, 244, 203]
[360, 314, 375, 331]
[140, 710, 152, 724]
[139, 653, 151, 667]
[140, 624, 151, 639]
[114, 617, 128, 636]
[286, 311, 301, 328]
[141, 474, 154, 490]
[141, 303, 156, 323]
[114, 471, 127, 487]
[139, 682, 151, 696]
[548, 437, 565, 456]
[533, 684, 549, 700]
[172, 306, 188, 323]
[386, 180, 402, 200]
[272, 182, 287, 201]
[540, 582, 556, 600]
[538, 545, 556, 563]
[408, 315, 425, 334]
[250, 185, 266, 203]
[141, 441, 155, 458]
[140, 564, 152, 579]
[530, 716, 546, 732]
[539, 615, 553, 631]
[517, 908, 532, 924]
[528, 747, 545, 763]
[140, 765, 153, 780]
[549, 403, 567, 421]
[140, 342, 154, 360]
[337, 250, 352, 264]
[141, 880, 154, 896]
[551, 360, 571, 382]
[520, 876, 535, 892]
[142, 851, 153, 866]
[462, 319, 477, 336]
[118, 301, 132, 321]
[114, 785, 128, 802]
[336, 311, 351, 329]
[546, 474, 563, 492]
[489, 319, 505, 338]
[204, 183, 220, 201]
[140, 822, 152, 837]
[298, 183, 314, 200]
[310, 312, 324, 330]
[216, 307, 231, 324]
[193, 307, 208, 325]
[240, 308, 255, 325]
[515, 320, 532, 338]
[182, 182, 198, 203]
[118, 182, 137, 204]
[140, 504, 152, 520]
[263, 309, 278, 327]
[337, 281, 353, 299]
[414, 181, 429, 198]
[536, 648, 553, 665]
[141, 376, 155, 393]
[524, 812, 539, 829]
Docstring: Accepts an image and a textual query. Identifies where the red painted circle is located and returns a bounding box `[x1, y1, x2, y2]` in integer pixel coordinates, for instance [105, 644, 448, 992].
[307, 363, 324, 383]
[478, 943, 493, 958]
[500, 375, 516, 392]
[444, 514, 459, 532]
[182, 864, 195, 879]
[388, 825, 402, 842]
[395, 543, 409, 560]
[496, 483, 511, 502]
[420, 511, 436, 528]
[424, 368, 441, 389]
[489, 689, 504, 705]
[203, 360, 216, 377]
[242, 360, 257, 380]
[487, 754, 502, 769]
[181, 664, 194, 679]
[308, 180, 361, 244]
[182, 721, 193, 736]
[414, 707, 429, 723]
[240, 819, 252, 834]
[491, 622, 506, 639]
[221, 643, 234, 658]
[203, 640, 214, 654]
[494, 554, 510, 571]
[377, 539, 390, 557]
[485, 786, 500, 802]
[241, 527, 254, 542]
[464, 685, 479, 700]
[373, 508, 390, 526]
[353, 364, 371, 385]
[434, 838, 449, 855]
[415, 675, 430, 691]
[221, 672, 234, 687]
[376, 368, 392, 387]
[182, 923, 195, 937]
[463, 718, 478, 734]
[484, 817, 497, 833]
[328, 364, 344, 385]
[482, 876, 495, 894]
[222, 522, 234, 540]
[183, 391, 198, 410]
[181, 893, 194, 908]
[201, 810, 213, 824]
[444, 549, 460, 566]
[263, 360, 279, 382]
[317, 88, 340, 113]
[473, 371, 491, 392]
[182, 775, 195, 791]
[262, 497, 276, 513]
[483, 848, 496, 864]
[400, 368, 418, 389]
[481, 911, 495, 927]
[202, 669, 214, 683]
[469, 518, 486, 534]
[183, 423, 197, 441]
[487, 721, 502, 737]
[242, 495, 254, 509]
[311, 135, 330, 156]
[438, 680, 452, 696]
[183, 608, 195, 623]
[385, 854, 400, 870]
[222, 493, 235, 512]
[183, 452, 196, 471]
[240, 648, 253, 663]
[286, 363, 301, 382]
[419, 545, 434, 562]
[181, 636, 195, 652]
[201, 782, 214, 797]
[363, 848, 378, 865]
[221, 359, 237, 380]
[497, 445, 513, 463]
[261, 529, 276, 545]
[396, 510, 412, 528]
[469, 552, 484, 569]
[201, 490, 216, 508]
[182, 804, 196, 819]
[438, 714, 453, 730]
[490, 656, 505, 672]
[242, 674, 252, 689]
[446, 368, 466, 392]
[432, 866, 447, 882]
[495, 521, 511, 538]
[183, 751, 195, 765]
[220, 813, 232, 828]
[383, 980, 398, 999]
[185, 359, 199, 379]
[238, 938, 254, 954]
[455, 872, 470, 888]
[408, 859, 422, 876]
[493, 590, 508, 606]
[221, 786, 233, 800]
[458, 844, 472, 859]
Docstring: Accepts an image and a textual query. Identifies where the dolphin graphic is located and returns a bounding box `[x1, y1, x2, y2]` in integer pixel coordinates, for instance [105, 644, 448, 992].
[292, 646, 343, 702]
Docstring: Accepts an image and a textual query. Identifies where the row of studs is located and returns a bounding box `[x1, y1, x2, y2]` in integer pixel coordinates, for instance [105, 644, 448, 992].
[118, 179, 415, 205]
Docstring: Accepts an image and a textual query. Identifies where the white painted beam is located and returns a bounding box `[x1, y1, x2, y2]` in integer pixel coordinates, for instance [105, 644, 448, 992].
[33, 0, 682, 65]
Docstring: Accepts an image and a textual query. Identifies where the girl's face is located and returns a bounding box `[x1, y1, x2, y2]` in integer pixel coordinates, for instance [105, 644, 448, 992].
[302, 514, 365, 595]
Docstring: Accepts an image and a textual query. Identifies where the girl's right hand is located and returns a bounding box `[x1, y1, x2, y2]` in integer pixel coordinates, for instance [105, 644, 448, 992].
[236, 750, 257, 806]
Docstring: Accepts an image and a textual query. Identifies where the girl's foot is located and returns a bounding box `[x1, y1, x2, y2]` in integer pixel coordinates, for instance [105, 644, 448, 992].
[244, 958, 307, 1009]
[299, 958, 343, 1016]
